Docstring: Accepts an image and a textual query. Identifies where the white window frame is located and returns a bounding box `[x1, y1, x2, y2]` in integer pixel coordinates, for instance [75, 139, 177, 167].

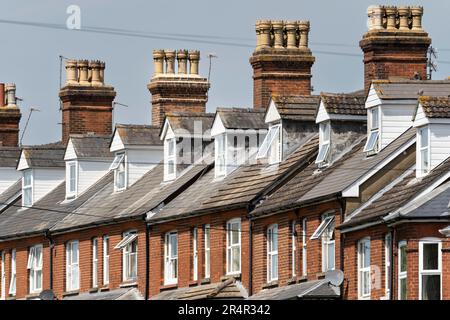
[103, 235, 110, 286]
[257, 124, 281, 164]
[192, 227, 198, 281]
[9, 249, 16, 296]
[302, 218, 307, 277]
[22, 169, 33, 207]
[215, 134, 227, 177]
[204, 225, 211, 279]
[121, 231, 137, 282]
[291, 221, 296, 277]
[418, 239, 442, 300]
[384, 233, 392, 299]
[226, 218, 241, 275]
[28, 244, 43, 294]
[310, 216, 335, 240]
[165, 138, 177, 181]
[66, 240, 80, 292]
[417, 126, 430, 177]
[267, 224, 278, 282]
[92, 238, 98, 288]
[1, 251, 5, 300]
[398, 240, 407, 300]
[164, 231, 178, 285]
[316, 121, 331, 165]
[112, 152, 126, 191]
[364, 107, 380, 154]
[358, 237, 371, 300]
[66, 161, 78, 199]
[321, 213, 335, 272]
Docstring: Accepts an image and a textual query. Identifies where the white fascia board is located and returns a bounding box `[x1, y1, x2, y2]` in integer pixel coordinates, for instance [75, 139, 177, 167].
[211, 113, 226, 137]
[64, 139, 77, 161]
[160, 119, 172, 141]
[17, 151, 30, 171]
[329, 115, 367, 122]
[342, 137, 416, 197]
[265, 99, 281, 123]
[413, 118, 430, 127]
[406, 169, 450, 209]
[414, 118, 450, 127]
[110, 130, 125, 153]
[316, 101, 330, 124]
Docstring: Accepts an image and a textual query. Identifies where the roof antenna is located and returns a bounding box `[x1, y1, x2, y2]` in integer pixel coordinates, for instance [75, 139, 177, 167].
[112, 102, 129, 126]
[59, 55, 69, 111]
[427, 46, 438, 80]
[207, 53, 218, 83]
[20, 107, 41, 147]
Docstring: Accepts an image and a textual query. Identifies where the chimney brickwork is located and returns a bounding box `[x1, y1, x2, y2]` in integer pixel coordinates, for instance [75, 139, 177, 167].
[0, 83, 21, 147]
[59, 59, 116, 144]
[360, 5, 431, 91]
[148, 49, 210, 127]
[250, 20, 315, 110]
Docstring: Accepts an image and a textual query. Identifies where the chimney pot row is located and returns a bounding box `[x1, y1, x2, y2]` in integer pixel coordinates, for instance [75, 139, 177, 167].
[255, 20, 310, 51]
[153, 49, 201, 77]
[367, 5, 424, 32]
[4, 83, 16, 107]
[65, 59, 106, 86]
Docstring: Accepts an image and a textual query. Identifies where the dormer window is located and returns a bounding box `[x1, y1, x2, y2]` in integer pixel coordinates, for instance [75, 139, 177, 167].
[257, 124, 281, 164]
[22, 170, 33, 207]
[364, 107, 380, 154]
[164, 138, 176, 181]
[418, 126, 430, 177]
[110, 152, 126, 191]
[215, 134, 226, 177]
[316, 122, 331, 166]
[66, 161, 77, 199]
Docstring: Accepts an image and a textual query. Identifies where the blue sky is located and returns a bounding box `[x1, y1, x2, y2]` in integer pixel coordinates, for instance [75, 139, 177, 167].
[1, 0, 449, 145]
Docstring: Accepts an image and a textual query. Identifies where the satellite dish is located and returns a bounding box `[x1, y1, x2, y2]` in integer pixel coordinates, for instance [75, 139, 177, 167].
[325, 269, 344, 287]
[39, 289, 56, 300]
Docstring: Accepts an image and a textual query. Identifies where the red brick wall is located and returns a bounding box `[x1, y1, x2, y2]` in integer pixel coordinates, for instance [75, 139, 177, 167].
[251, 200, 342, 294]
[0, 109, 21, 147]
[249, 51, 315, 109]
[149, 209, 249, 297]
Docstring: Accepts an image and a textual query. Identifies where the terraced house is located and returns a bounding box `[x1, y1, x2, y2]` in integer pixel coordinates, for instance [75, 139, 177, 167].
[0, 4, 449, 300]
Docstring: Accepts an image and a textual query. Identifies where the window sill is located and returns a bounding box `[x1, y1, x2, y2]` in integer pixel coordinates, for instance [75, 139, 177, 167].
[7, 295, 16, 301]
[160, 283, 178, 291]
[89, 287, 99, 294]
[26, 293, 41, 300]
[99, 286, 110, 292]
[262, 281, 278, 289]
[298, 275, 308, 283]
[119, 281, 138, 288]
[201, 278, 211, 285]
[189, 280, 199, 287]
[287, 277, 297, 285]
[62, 290, 79, 297]
[221, 273, 241, 282]
[316, 272, 326, 280]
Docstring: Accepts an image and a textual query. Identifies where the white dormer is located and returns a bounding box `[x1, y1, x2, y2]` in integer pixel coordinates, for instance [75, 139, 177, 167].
[413, 97, 450, 178]
[17, 148, 65, 207]
[211, 110, 266, 178]
[363, 106, 380, 155]
[64, 136, 113, 200]
[110, 125, 163, 191]
[316, 121, 331, 166]
[257, 124, 281, 165]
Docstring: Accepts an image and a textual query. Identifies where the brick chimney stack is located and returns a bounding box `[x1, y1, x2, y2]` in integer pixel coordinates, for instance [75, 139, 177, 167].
[0, 83, 22, 147]
[360, 5, 431, 91]
[250, 20, 315, 109]
[59, 59, 116, 144]
[148, 49, 210, 127]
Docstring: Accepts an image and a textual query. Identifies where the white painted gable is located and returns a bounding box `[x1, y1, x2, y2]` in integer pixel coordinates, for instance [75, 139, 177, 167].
[0, 168, 21, 195]
[17, 151, 30, 171]
[366, 84, 382, 109]
[315, 101, 330, 124]
[64, 139, 77, 161]
[211, 113, 226, 137]
[110, 130, 125, 153]
[265, 99, 281, 123]
[413, 104, 429, 127]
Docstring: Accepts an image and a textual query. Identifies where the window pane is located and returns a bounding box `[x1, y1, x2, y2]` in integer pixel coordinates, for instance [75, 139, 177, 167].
[168, 139, 175, 156]
[371, 108, 379, 129]
[420, 127, 428, 148]
[170, 234, 177, 258]
[168, 160, 175, 175]
[24, 188, 32, 206]
[400, 278, 407, 300]
[422, 243, 439, 270]
[232, 247, 240, 272]
[327, 242, 335, 270]
[422, 275, 440, 300]
[364, 130, 379, 152]
[316, 143, 330, 163]
[363, 242, 370, 268]
[69, 164, 76, 192]
[400, 245, 407, 273]
[363, 271, 370, 295]
[24, 171, 32, 186]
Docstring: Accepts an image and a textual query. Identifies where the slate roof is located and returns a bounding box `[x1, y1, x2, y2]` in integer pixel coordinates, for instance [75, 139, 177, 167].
[252, 127, 416, 217]
[320, 90, 367, 116]
[52, 160, 210, 232]
[64, 288, 143, 300]
[69, 134, 112, 158]
[216, 107, 267, 130]
[164, 112, 215, 135]
[150, 278, 248, 300]
[0, 179, 21, 210]
[193, 133, 319, 214]
[0, 147, 21, 167]
[372, 80, 450, 100]
[417, 96, 450, 118]
[247, 280, 340, 300]
[21, 142, 65, 168]
[340, 156, 450, 229]
[114, 124, 162, 146]
[271, 95, 320, 121]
